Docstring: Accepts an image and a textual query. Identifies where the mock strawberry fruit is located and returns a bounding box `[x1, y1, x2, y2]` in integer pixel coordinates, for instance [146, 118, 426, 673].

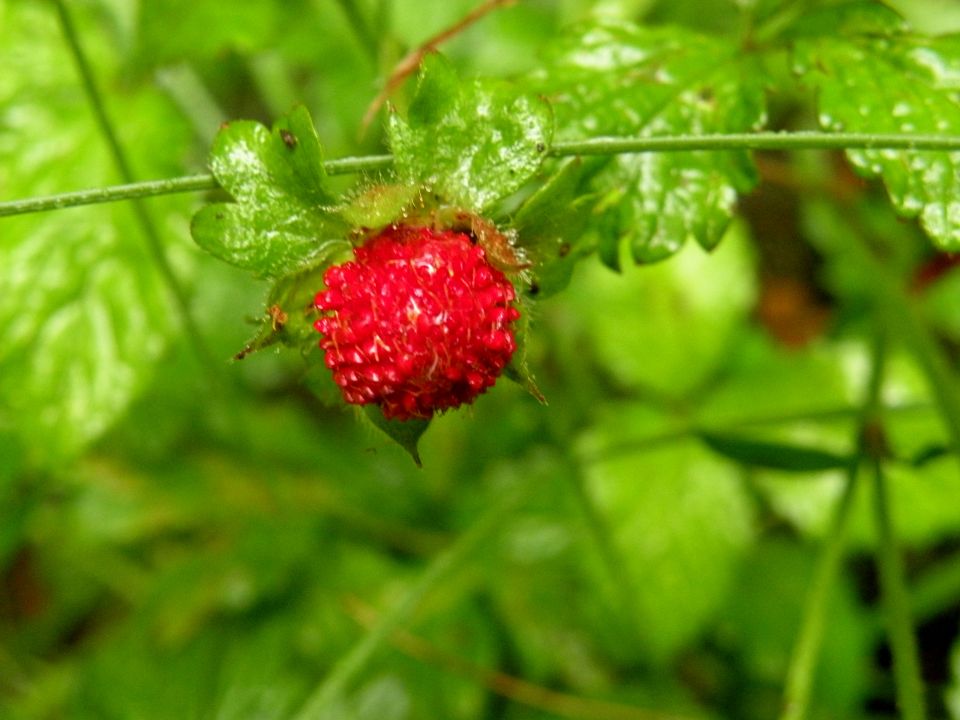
[313, 224, 520, 420]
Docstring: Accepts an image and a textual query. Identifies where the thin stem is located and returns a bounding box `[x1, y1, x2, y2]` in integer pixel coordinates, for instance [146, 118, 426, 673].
[778, 467, 858, 720]
[329, 0, 380, 63]
[0, 175, 218, 218]
[552, 131, 960, 156]
[292, 478, 532, 720]
[5, 132, 960, 218]
[52, 0, 215, 372]
[778, 334, 885, 720]
[872, 459, 928, 720]
[0, 154, 394, 219]
[839, 209, 960, 459]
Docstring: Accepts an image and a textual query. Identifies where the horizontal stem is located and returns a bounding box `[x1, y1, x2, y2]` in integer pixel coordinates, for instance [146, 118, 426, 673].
[0, 155, 393, 218]
[3, 132, 960, 219]
[0, 175, 217, 218]
[551, 131, 960, 156]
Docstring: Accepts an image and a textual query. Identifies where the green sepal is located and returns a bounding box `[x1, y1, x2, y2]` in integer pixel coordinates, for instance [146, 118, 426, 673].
[234, 245, 351, 360]
[503, 296, 545, 404]
[387, 53, 553, 212]
[302, 347, 344, 408]
[363, 407, 431, 467]
[338, 183, 424, 230]
[191, 105, 350, 278]
[512, 157, 606, 297]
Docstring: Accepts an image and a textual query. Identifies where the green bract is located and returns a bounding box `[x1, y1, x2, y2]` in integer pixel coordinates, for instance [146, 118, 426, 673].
[191, 106, 351, 278]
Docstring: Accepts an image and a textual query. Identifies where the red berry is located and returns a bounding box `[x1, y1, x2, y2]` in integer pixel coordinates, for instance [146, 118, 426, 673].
[313, 225, 520, 420]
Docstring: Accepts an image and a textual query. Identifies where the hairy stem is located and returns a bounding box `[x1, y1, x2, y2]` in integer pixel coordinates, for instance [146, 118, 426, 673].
[552, 131, 960, 156]
[0, 155, 394, 218]
[0, 175, 219, 218]
[5, 132, 960, 218]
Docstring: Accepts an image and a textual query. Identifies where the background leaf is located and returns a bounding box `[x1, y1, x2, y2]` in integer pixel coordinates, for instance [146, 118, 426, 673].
[698, 431, 850, 472]
[6, 2, 960, 720]
[387, 54, 553, 211]
[579, 404, 755, 663]
[793, 2, 960, 249]
[0, 2, 193, 464]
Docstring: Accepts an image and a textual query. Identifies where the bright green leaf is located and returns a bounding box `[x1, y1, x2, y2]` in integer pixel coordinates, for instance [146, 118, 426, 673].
[0, 3, 193, 464]
[191, 106, 350, 278]
[569, 223, 756, 397]
[387, 54, 553, 211]
[579, 403, 754, 663]
[793, 3, 960, 249]
[533, 21, 765, 264]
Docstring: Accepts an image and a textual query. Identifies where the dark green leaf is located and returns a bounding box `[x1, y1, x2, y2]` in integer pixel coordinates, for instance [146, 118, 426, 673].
[534, 21, 765, 264]
[793, 3, 960, 249]
[949, 638, 960, 717]
[191, 106, 350, 278]
[698, 430, 850, 472]
[363, 407, 430, 467]
[387, 54, 553, 211]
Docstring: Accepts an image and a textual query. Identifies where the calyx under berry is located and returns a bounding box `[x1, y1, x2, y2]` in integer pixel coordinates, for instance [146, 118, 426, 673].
[314, 224, 520, 420]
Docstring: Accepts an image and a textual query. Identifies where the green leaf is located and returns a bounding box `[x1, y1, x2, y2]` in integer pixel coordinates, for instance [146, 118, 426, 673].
[363, 407, 430, 467]
[792, 3, 960, 249]
[387, 54, 553, 211]
[698, 431, 850, 472]
[191, 106, 350, 278]
[0, 3, 193, 464]
[569, 222, 756, 397]
[534, 21, 765, 264]
[579, 403, 754, 663]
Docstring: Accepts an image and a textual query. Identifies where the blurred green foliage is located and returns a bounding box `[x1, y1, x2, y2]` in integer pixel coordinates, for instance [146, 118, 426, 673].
[3, 1, 960, 719]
